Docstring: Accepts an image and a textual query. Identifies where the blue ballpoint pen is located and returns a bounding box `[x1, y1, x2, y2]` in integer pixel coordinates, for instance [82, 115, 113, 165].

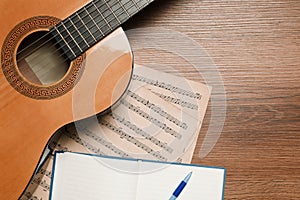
[169, 171, 192, 200]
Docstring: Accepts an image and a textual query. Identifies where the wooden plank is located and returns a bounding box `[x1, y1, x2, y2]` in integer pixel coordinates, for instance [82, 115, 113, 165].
[124, 0, 300, 198]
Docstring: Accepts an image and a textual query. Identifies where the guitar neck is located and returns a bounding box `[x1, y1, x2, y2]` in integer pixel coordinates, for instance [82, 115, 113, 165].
[50, 0, 154, 60]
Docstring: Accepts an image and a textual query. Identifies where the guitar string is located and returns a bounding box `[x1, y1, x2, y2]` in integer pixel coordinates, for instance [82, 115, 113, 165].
[15, 0, 135, 63]
[0, 0, 151, 88]
[0, 0, 115, 88]
[2, 0, 107, 67]
[12, 0, 138, 76]
[0, 0, 111, 80]
[26, 0, 151, 67]
[16, 0, 147, 64]
[16, 0, 147, 66]
[20, 0, 151, 82]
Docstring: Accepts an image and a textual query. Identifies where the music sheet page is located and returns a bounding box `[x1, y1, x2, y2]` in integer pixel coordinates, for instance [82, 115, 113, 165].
[20, 65, 211, 200]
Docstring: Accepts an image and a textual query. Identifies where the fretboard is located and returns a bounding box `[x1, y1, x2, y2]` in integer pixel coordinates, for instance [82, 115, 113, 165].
[50, 0, 153, 60]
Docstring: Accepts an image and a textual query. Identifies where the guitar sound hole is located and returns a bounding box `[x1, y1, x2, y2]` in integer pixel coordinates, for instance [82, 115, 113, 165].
[16, 30, 70, 85]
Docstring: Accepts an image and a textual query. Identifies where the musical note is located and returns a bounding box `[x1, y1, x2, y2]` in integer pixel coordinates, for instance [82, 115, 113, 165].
[120, 99, 182, 139]
[39, 169, 51, 178]
[108, 112, 173, 153]
[126, 90, 188, 129]
[73, 124, 131, 158]
[64, 127, 103, 155]
[132, 74, 202, 100]
[20, 192, 43, 200]
[32, 178, 50, 191]
[99, 119, 168, 161]
[150, 91, 199, 110]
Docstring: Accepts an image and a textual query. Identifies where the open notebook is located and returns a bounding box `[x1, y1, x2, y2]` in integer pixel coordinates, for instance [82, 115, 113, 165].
[50, 152, 226, 200]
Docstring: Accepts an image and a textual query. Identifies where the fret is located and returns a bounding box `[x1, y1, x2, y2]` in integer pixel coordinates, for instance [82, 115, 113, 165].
[61, 18, 80, 52]
[122, 0, 139, 17]
[96, 1, 119, 28]
[59, 21, 83, 54]
[113, 2, 129, 23]
[86, 2, 108, 38]
[134, 0, 149, 10]
[104, 0, 122, 25]
[74, 12, 93, 48]
[51, 26, 76, 59]
[131, 0, 140, 10]
[93, 1, 113, 32]
[83, 6, 104, 40]
[64, 16, 88, 52]
[51, 0, 154, 60]
[76, 9, 97, 43]
[118, 0, 131, 19]
[119, 0, 132, 12]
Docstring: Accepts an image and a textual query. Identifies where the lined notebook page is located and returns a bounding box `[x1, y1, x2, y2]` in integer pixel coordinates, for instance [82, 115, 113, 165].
[50, 152, 225, 200]
[51, 152, 140, 200]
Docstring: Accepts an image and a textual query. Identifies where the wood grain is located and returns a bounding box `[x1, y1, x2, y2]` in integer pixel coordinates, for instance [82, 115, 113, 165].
[124, 0, 300, 199]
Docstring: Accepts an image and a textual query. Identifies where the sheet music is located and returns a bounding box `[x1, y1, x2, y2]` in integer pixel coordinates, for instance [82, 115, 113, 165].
[20, 65, 211, 200]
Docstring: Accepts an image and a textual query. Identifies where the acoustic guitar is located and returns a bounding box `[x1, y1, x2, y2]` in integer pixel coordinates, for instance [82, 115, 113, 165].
[0, 0, 153, 199]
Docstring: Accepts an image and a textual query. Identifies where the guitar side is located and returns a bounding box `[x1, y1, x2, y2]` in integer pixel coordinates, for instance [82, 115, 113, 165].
[0, 0, 133, 199]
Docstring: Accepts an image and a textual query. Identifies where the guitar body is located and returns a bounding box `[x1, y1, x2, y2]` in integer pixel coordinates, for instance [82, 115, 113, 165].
[0, 0, 133, 199]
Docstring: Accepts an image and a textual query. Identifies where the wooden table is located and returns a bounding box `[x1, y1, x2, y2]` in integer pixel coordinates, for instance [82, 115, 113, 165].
[124, 0, 300, 199]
